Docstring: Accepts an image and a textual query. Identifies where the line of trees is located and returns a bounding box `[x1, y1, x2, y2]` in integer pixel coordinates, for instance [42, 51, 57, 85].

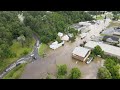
[57, 64, 81, 79]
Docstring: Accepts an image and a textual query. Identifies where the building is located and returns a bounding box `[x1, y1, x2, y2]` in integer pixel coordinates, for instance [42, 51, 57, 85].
[72, 46, 91, 62]
[61, 35, 69, 41]
[49, 41, 64, 50]
[85, 41, 120, 59]
[113, 32, 120, 36]
[102, 35, 119, 44]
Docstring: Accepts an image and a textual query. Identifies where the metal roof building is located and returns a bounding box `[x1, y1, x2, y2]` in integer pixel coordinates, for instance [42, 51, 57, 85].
[85, 41, 120, 59]
[72, 46, 91, 62]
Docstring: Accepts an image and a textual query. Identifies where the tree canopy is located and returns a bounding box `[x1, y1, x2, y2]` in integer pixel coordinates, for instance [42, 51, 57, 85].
[0, 11, 32, 60]
[92, 45, 104, 56]
[97, 67, 112, 79]
[69, 68, 81, 79]
[23, 11, 94, 44]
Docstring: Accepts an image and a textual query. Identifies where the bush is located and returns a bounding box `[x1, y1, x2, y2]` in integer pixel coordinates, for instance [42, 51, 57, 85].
[112, 65, 120, 79]
[46, 75, 51, 79]
[56, 36, 62, 43]
[92, 45, 104, 56]
[57, 64, 67, 76]
[97, 67, 112, 79]
[69, 68, 81, 79]
[57, 75, 65, 79]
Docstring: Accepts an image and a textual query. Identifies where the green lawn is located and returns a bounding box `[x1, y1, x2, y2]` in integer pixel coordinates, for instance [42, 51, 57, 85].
[38, 43, 49, 57]
[0, 38, 35, 73]
[3, 63, 27, 79]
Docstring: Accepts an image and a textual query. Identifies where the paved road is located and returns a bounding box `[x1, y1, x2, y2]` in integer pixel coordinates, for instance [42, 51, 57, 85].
[0, 34, 41, 79]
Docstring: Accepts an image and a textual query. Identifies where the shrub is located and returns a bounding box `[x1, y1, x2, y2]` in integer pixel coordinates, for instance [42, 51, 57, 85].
[22, 49, 29, 56]
[97, 67, 112, 79]
[46, 75, 51, 79]
[92, 45, 104, 56]
[57, 64, 67, 76]
[56, 36, 62, 43]
[69, 68, 81, 79]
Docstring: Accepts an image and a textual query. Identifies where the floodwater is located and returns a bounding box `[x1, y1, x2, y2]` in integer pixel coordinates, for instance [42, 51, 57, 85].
[21, 36, 104, 79]
[21, 20, 108, 79]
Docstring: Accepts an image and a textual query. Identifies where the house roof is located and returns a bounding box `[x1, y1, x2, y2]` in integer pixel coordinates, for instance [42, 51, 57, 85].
[72, 47, 90, 57]
[85, 41, 120, 58]
[61, 35, 69, 41]
[103, 35, 119, 41]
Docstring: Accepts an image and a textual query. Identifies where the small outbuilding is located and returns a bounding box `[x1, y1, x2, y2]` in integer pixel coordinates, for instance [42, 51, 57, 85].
[61, 35, 69, 41]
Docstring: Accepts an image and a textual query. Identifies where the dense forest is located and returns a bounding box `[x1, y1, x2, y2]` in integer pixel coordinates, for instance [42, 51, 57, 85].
[23, 11, 94, 44]
[0, 11, 32, 60]
[0, 11, 94, 60]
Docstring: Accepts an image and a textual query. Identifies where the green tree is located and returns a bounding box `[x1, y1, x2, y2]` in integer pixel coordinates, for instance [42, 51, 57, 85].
[69, 68, 81, 79]
[97, 67, 112, 79]
[57, 64, 67, 76]
[113, 15, 119, 21]
[111, 65, 120, 79]
[104, 58, 117, 74]
[92, 45, 104, 56]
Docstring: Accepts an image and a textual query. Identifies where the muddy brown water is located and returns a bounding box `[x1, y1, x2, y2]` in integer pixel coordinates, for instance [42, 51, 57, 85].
[20, 36, 104, 79]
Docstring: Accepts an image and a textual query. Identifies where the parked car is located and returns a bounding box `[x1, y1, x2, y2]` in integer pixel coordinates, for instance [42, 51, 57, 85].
[86, 57, 93, 64]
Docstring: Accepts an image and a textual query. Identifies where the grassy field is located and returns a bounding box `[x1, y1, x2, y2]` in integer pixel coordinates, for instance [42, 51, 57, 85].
[3, 63, 27, 79]
[0, 38, 35, 73]
[38, 43, 49, 57]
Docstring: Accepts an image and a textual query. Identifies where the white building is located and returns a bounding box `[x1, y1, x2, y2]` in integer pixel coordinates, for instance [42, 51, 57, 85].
[49, 41, 64, 50]
[85, 41, 120, 59]
[61, 35, 69, 41]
